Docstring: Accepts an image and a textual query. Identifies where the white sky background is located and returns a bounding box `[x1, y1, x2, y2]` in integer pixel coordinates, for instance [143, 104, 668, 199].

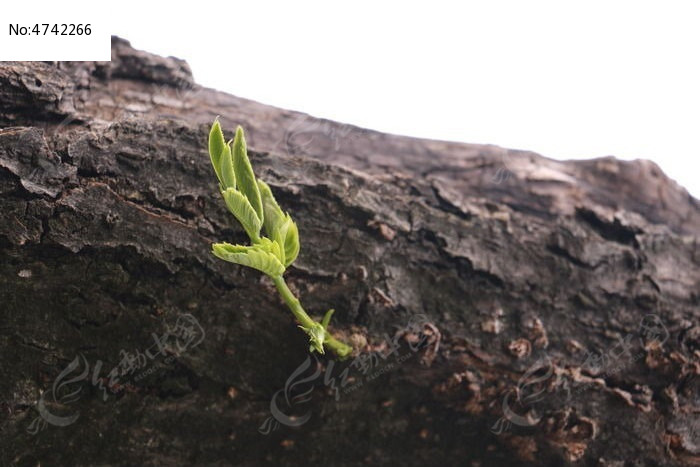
[67, 2, 700, 197]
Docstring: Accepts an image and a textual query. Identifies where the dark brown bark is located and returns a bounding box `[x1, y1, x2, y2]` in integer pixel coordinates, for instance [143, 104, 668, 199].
[0, 37, 698, 466]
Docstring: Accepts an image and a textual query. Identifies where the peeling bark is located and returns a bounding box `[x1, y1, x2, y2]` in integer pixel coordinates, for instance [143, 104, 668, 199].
[0, 37, 698, 466]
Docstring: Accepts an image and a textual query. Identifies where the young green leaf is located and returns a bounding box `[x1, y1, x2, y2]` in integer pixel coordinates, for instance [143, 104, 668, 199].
[281, 215, 300, 266]
[222, 188, 262, 242]
[208, 120, 226, 186]
[258, 180, 285, 237]
[258, 180, 299, 266]
[271, 225, 286, 266]
[212, 243, 285, 277]
[256, 236, 285, 266]
[219, 143, 236, 190]
[232, 126, 264, 222]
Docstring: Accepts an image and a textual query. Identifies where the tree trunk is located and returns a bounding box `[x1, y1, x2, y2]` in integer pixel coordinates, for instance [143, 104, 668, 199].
[0, 37, 698, 466]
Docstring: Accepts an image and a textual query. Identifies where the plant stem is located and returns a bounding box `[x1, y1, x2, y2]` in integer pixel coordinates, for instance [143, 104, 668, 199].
[323, 334, 353, 358]
[271, 275, 315, 329]
[271, 275, 353, 358]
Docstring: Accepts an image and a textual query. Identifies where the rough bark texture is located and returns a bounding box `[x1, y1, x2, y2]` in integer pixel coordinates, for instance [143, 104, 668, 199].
[0, 37, 698, 466]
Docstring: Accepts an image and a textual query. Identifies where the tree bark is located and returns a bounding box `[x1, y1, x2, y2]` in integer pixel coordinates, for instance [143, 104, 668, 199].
[0, 37, 698, 466]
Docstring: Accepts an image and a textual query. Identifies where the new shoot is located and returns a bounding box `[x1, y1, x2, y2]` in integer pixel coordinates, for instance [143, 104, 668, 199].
[207, 120, 352, 358]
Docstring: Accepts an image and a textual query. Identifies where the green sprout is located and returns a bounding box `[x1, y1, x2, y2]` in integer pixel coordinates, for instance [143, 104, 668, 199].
[207, 120, 353, 358]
